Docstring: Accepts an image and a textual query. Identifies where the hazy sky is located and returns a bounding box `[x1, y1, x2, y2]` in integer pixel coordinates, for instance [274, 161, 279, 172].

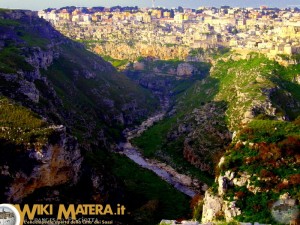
[0, 0, 300, 10]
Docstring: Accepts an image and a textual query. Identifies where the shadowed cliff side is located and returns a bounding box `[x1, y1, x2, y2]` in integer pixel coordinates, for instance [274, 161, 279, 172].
[0, 9, 158, 205]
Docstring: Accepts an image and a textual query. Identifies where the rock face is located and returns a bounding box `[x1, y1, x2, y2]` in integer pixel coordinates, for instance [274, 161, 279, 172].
[93, 42, 190, 61]
[177, 63, 194, 76]
[294, 74, 300, 85]
[133, 61, 145, 70]
[202, 191, 223, 222]
[25, 48, 57, 71]
[18, 80, 40, 103]
[168, 102, 232, 175]
[183, 140, 211, 172]
[3, 127, 83, 203]
[202, 190, 241, 223]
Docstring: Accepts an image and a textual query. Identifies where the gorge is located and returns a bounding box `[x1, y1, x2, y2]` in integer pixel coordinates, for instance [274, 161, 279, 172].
[0, 8, 300, 225]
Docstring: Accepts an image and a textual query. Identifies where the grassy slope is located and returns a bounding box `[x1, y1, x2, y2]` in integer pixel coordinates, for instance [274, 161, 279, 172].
[0, 9, 159, 143]
[0, 96, 52, 147]
[112, 154, 190, 225]
[42, 44, 158, 142]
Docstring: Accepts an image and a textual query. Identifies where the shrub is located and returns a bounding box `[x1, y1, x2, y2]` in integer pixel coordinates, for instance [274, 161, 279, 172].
[235, 191, 246, 199]
[276, 182, 289, 192]
[289, 174, 300, 185]
[192, 199, 204, 222]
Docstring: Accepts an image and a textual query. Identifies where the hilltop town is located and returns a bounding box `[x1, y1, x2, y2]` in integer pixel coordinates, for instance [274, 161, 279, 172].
[37, 6, 300, 62]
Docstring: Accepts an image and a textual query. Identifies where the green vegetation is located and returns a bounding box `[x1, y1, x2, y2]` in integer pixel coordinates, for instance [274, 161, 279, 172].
[190, 194, 204, 221]
[102, 55, 129, 68]
[133, 116, 215, 185]
[112, 154, 190, 224]
[205, 54, 300, 223]
[0, 13, 52, 74]
[132, 63, 216, 184]
[136, 56, 145, 62]
[0, 10, 194, 225]
[0, 97, 52, 147]
[2, 9, 300, 223]
[291, 53, 300, 63]
[220, 135, 300, 223]
[18, 30, 49, 48]
[189, 48, 205, 56]
[239, 119, 300, 143]
[0, 13, 49, 48]
[39, 42, 158, 143]
[215, 221, 240, 225]
[0, 46, 34, 73]
[0, 18, 20, 26]
[218, 119, 300, 223]
[133, 53, 300, 223]
[88, 151, 191, 225]
[164, 43, 177, 47]
[234, 191, 279, 224]
[188, 47, 231, 59]
[133, 117, 176, 158]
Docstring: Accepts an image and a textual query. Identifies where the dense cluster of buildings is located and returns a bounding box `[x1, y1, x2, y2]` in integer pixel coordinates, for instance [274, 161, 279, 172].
[38, 6, 300, 58]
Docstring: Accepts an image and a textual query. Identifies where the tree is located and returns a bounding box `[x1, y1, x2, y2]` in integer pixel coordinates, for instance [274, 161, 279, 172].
[178, 6, 184, 13]
[170, 9, 175, 18]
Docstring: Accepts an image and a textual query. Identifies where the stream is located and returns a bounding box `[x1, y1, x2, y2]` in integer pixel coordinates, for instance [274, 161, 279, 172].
[118, 96, 204, 198]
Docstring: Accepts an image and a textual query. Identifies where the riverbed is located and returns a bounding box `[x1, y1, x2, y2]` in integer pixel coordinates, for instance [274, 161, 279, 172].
[117, 96, 206, 197]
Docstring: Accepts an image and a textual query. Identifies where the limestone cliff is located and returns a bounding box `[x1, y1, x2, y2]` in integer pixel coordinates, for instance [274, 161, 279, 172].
[177, 63, 194, 76]
[93, 42, 190, 61]
[168, 102, 231, 175]
[2, 126, 82, 203]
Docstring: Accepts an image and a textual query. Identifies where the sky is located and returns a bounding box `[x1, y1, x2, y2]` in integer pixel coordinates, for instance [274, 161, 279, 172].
[0, 0, 300, 11]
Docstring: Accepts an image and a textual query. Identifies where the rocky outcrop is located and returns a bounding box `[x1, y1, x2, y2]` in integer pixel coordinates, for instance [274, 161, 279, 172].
[202, 190, 241, 223]
[293, 74, 300, 85]
[177, 63, 194, 76]
[93, 42, 190, 61]
[202, 191, 223, 222]
[183, 140, 211, 172]
[168, 102, 231, 175]
[25, 48, 58, 72]
[149, 160, 207, 192]
[133, 61, 145, 70]
[3, 126, 82, 203]
[18, 79, 40, 103]
[83, 70, 96, 79]
[0, 72, 40, 103]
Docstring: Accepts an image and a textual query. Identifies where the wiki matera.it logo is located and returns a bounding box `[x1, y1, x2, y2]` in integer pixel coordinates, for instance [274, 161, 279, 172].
[0, 204, 20, 225]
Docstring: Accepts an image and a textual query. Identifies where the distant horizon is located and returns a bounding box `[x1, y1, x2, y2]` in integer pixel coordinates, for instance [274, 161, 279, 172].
[1, 0, 300, 11]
